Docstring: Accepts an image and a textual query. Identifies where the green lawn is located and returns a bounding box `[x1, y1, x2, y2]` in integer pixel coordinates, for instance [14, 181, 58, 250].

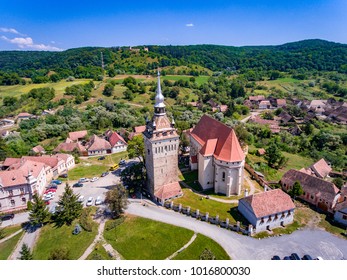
[1, 225, 22, 239]
[103, 216, 194, 260]
[173, 188, 244, 223]
[32, 220, 98, 260]
[83, 151, 128, 166]
[179, 170, 201, 191]
[86, 243, 114, 260]
[0, 230, 24, 260]
[0, 79, 91, 104]
[173, 234, 230, 260]
[68, 163, 110, 180]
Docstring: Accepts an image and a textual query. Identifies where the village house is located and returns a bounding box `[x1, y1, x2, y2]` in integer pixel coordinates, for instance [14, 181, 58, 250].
[259, 100, 271, 110]
[189, 115, 245, 196]
[299, 158, 332, 179]
[0, 161, 46, 213]
[105, 130, 127, 153]
[334, 187, 347, 226]
[16, 112, 33, 122]
[128, 125, 146, 140]
[30, 145, 46, 155]
[68, 130, 88, 142]
[85, 134, 112, 156]
[248, 115, 281, 133]
[238, 189, 295, 233]
[280, 169, 339, 213]
[53, 140, 87, 156]
[276, 99, 287, 108]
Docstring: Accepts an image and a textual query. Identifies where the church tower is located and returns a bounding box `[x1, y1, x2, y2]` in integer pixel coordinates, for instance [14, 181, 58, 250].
[143, 71, 182, 204]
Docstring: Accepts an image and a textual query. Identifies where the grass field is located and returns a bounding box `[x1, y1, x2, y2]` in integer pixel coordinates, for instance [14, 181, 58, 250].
[173, 188, 245, 224]
[68, 162, 110, 180]
[33, 218, 98, 260]
[1, 225, 22, 239]
[173, 233, 230, 260]
[86, 243, 114, 260]
[103, 215, 194, 260]
[0, 79, 91, 104]
[0, 230, 24, 260]
[82, 151, 128, 166]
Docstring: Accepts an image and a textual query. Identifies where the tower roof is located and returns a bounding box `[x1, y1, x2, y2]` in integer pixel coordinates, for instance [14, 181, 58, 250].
[154, 71, 165, 109]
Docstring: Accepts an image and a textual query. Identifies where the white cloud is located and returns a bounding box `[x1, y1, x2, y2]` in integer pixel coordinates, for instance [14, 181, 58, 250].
[1, 35, 62, 51]
[185, 23, 194, 27]
[0, 27, 21, 34]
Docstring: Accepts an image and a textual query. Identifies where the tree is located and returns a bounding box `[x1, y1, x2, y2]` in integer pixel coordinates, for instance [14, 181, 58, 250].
[104, 184, 128, 219]
[29, 194, 50, 226]
[120, 163, 146, 194]
[290, 181, 304, 198]
[127, 135, 145, 164]
[264, 143, 287, 169]
[18, 243, 33, 260]
[103, 83, 114, 97]
[333, 177, 344, 189]
[200, 248, 216, 260]
[54, 184, 83, 226]
[49, 247, 70, 260]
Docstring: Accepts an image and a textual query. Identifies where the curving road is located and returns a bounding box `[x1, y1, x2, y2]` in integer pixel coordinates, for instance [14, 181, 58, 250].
[126, 202, 347, 260]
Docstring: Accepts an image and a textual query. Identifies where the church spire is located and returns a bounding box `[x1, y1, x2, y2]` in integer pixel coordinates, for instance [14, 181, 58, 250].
[154, 70, 166, 116]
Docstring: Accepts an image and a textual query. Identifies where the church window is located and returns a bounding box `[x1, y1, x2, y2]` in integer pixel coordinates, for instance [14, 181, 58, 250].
[161, 147, 163, 153]
[222, 172, 225, 182]
[165, 146, 167, 151]
[155, 147, 157, 153]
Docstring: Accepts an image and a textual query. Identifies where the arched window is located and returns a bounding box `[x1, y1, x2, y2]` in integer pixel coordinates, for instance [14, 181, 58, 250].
[222, 172, 225, 182]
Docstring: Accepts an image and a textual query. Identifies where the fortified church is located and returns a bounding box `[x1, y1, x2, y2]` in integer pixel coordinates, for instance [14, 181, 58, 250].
[144, 72, 245, 204]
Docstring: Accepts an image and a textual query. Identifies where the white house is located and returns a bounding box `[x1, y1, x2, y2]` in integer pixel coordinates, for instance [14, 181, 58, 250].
[334, 187, 347, 226]
[238, 189, 295, 233]
[189, 115, 245, 196]
[105, 130, 127, 153]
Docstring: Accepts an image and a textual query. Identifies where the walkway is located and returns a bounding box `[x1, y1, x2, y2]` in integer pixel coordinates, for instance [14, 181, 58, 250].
[0, 229, 23, 244]
[126, 202, 347, 260]
[78, 218, 123, 260]
[166, 233, 197, 260]
[8, 226, 41, 260]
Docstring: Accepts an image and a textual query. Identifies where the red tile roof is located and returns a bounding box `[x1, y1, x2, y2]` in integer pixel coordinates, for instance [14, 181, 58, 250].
[108, 131, 127, 147]
[134, 125, 146, 133]
[241, 189, 295, 218]
[200, 138, 218, 157]
[22, 156, 62, 168]
[32, 145, 45, 154]
[310, 158, 332, 178]
[191, 115, 245, 162]
[257, 148, 266, 155]
[17, 112, 32, 118]
[3, 158, 21, 167]
[249, 95, 265, 101]
[54, 142, 86, 153]
[0, 169, 28, 187]
[276, 99, 287, 106]
[86, 134, 111, 151]
[154, 182, 182, 201]
[68, 130, 87, 141]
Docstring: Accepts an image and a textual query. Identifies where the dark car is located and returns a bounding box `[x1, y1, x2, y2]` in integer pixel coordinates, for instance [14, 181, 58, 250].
[290, 253, 301, 260]
[101, 172, 109, 177]
[271, 255, 281, 260]
[59, 173, 68, 178]
[283, 256, 291, 260]
[302, 254, 313, 260]
[51, 180, 62, 185]
[48, 183, 58, 189]
[0, 213, 14, 221]
[98, 156, 106, 160]
[72, 183, 83, 188]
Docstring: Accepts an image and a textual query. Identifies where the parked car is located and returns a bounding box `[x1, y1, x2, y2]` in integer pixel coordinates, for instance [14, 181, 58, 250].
[98, 156, 105, 160]
[101, 172, 109, 177]
[315, 256, 324, 260]
[48, 183, 58, 189]
[59, 173, 68, 178]
[302, 254, 313, 260]
[51, 180, 62, 185]
[290, 253, 300, 260]
[283, 256, 291, 260]
[95, 196, 103, 205]
[271, 255, 281, 260]
[77, 195, 85, 203]
[86, 197, 94, 206]
[109, 164, 119, 171]
[0, 213, 14, 221]
[91, 177, 99, 182]
[119, 159, 126, 166]
[73, 183, 83, 188]
[79, 178, 89, 183]
[43, 193, 54, 201]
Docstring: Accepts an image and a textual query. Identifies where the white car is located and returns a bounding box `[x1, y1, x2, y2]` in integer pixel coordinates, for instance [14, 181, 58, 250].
[86, 197, 93, 206]
[43, 193, 54, 201]
[79, 178, 89, 183]
[95, 196, 103, 205]
[91, 177, 99, 182]
[77, 195, 85, 203]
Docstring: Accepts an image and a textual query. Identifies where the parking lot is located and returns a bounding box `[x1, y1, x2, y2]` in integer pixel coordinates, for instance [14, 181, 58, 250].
[47, 169, 122, 211]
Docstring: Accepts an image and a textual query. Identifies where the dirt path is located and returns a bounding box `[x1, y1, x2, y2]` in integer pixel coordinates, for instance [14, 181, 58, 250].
[166, 232, 197, 260]
[0, 229, 23, 244]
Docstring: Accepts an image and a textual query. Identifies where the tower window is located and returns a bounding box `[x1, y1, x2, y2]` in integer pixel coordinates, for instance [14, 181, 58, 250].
[155, 147, 157, 154]
[147, 149, 150, 155]
[222, 172, 225, 182]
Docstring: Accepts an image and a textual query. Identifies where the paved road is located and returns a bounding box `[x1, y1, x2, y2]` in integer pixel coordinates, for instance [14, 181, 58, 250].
[126, 202, 347, 260]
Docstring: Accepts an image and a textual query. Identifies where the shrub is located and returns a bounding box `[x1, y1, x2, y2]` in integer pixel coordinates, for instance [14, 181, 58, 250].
[105, 216, 125, 231]
[79, 208, 94, 232]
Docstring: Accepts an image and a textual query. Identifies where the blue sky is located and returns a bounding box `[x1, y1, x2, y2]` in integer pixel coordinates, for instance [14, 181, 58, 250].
[0, 0, 346, 51]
